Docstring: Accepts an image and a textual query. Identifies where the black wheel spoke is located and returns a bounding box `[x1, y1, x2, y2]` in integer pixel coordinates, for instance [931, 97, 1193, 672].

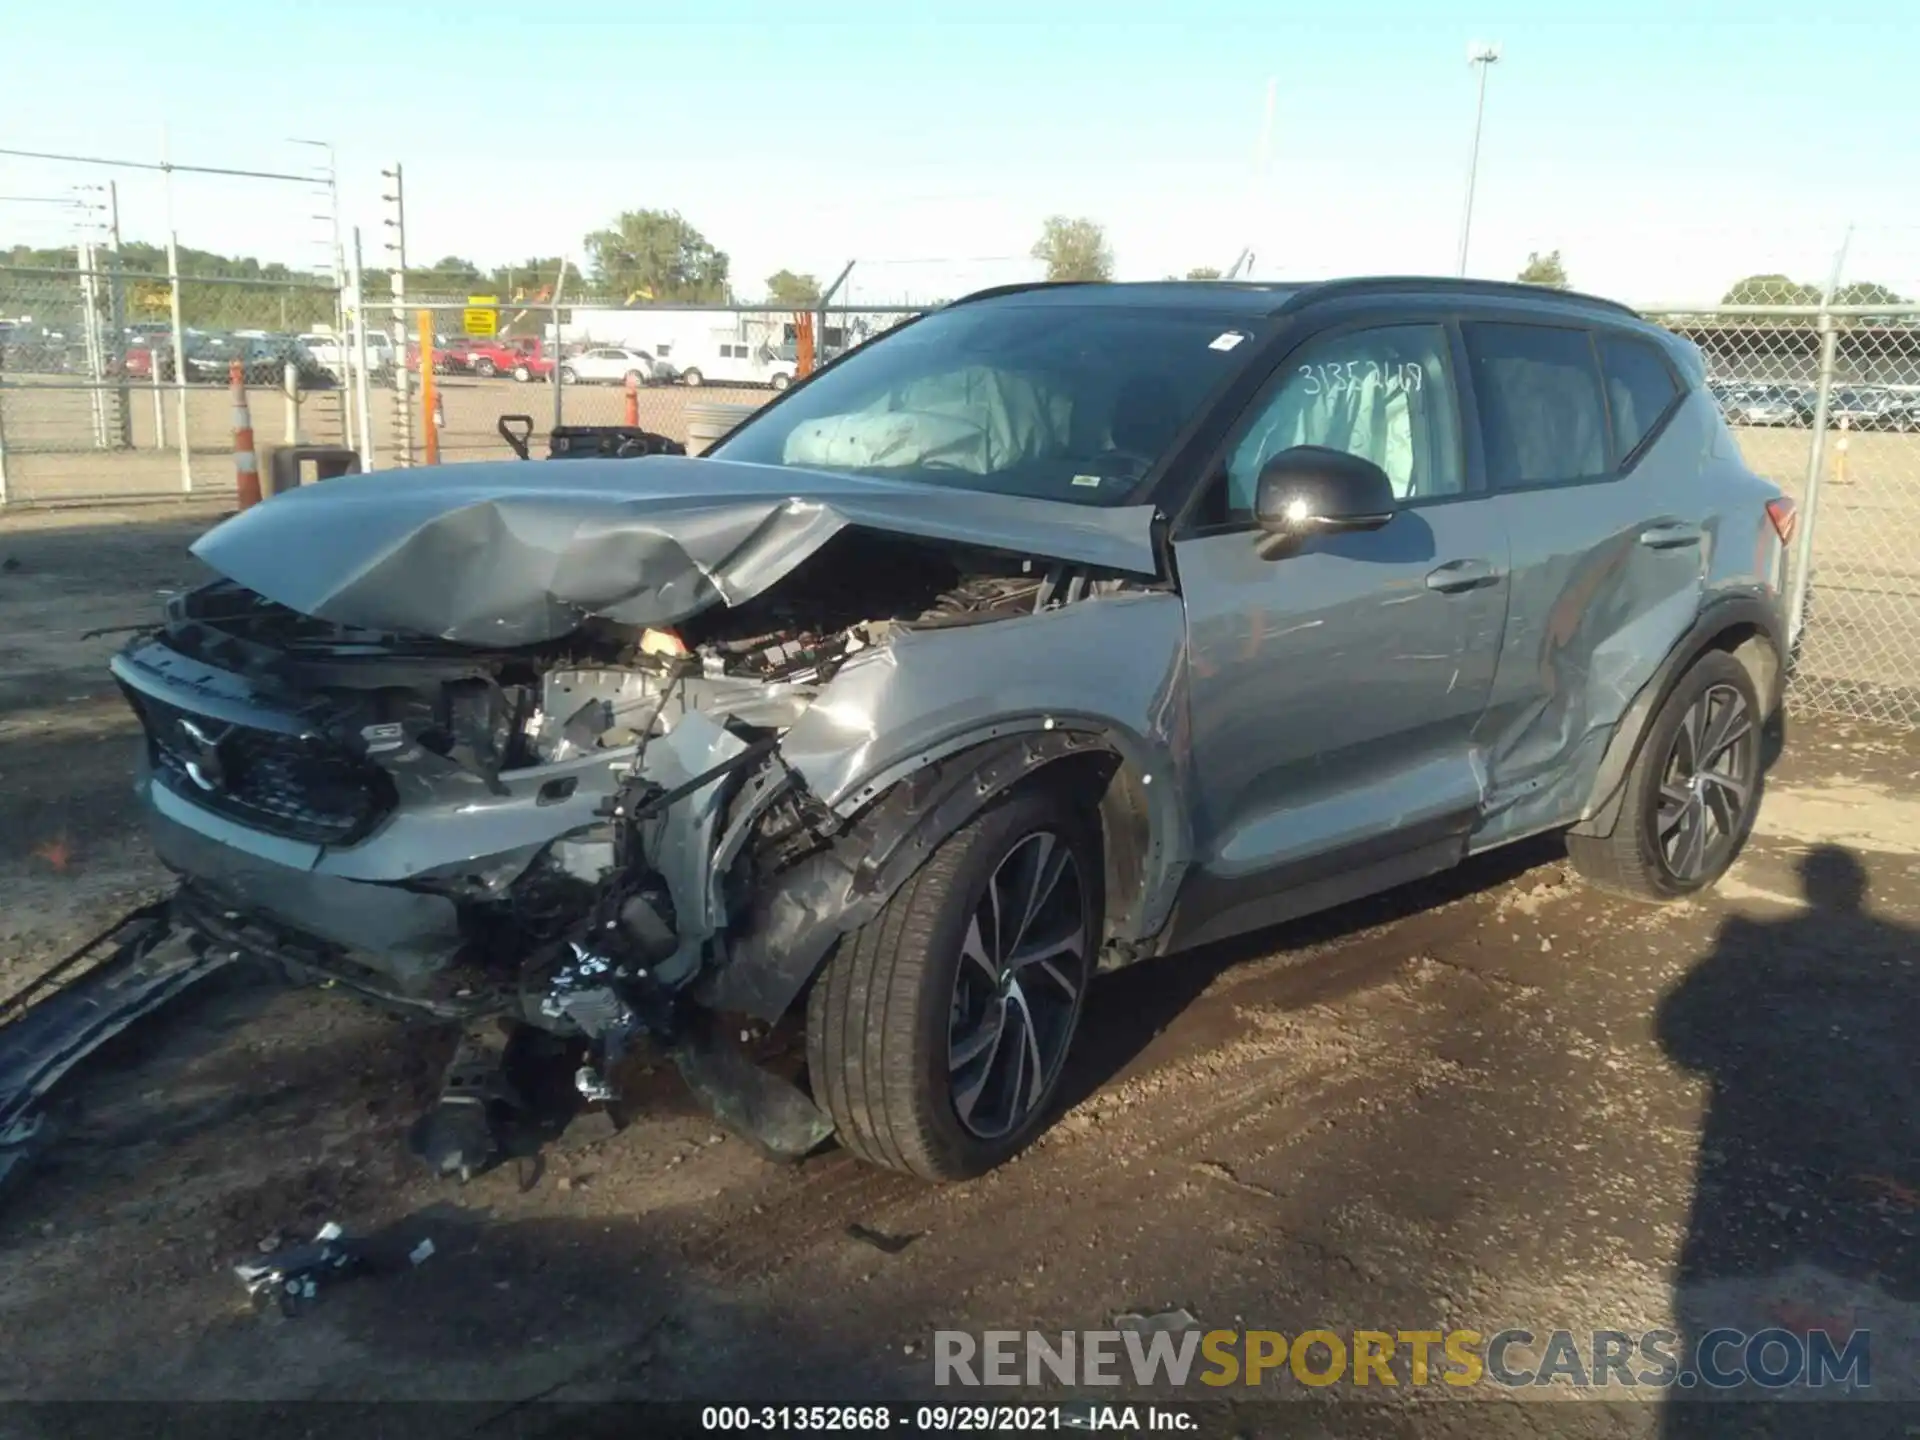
[1656, 683, 1755, 884]
[958, 915, 999, 984]
[946, 827, 1089, 1141]
[1700, 694, 1751, 768]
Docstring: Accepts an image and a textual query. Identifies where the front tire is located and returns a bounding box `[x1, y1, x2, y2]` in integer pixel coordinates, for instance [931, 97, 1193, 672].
[806, 787, 1098, 1181]
[1567, 650, 1762, 900]
[771, 372, 792, 392]
[680, 367, 703, 388]
[559, 366, 578, 385]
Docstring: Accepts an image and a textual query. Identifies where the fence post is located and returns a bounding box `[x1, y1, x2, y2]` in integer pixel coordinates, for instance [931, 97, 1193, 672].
[165, 229, 192, 492]
[349, 228, 375, 470]
[0, 384, 10, 506]
[549, 262, 570, 434]
[1787, 309, 1840, 649]
[283, 359, 301, 444]
[149, 361, 166, 449]
[418, 309, 439, 466]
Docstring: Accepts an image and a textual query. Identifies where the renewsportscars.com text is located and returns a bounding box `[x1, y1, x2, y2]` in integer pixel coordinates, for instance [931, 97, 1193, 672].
[934, 1327, 1871, 1391]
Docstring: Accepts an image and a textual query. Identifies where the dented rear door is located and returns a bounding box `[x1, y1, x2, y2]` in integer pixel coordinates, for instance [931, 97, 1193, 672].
[1463, 318, 1710, 849]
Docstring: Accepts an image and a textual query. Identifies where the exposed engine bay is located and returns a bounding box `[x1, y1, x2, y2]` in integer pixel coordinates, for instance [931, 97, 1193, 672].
[106, 524, 1157, 1170]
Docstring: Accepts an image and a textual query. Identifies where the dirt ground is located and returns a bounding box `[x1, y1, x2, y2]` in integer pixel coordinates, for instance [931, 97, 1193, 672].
[1, 507, 1917, 1434]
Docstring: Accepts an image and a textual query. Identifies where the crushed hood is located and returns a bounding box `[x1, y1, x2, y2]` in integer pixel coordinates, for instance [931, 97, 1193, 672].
[192, 456, 1162, 645]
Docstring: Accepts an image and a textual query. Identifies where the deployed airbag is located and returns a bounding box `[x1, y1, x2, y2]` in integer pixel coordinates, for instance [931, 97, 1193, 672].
[783, 366, 1071, 475]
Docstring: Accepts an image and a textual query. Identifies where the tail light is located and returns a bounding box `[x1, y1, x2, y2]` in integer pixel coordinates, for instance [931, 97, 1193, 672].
[1765, 497, 1797, 544]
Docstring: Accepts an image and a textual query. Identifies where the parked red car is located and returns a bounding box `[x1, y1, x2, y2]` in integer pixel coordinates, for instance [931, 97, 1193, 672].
[406, 336, 478, 374]
[464, 337, 549, 378]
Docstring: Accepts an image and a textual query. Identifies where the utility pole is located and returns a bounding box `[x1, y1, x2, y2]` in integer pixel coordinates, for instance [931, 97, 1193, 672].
[290, 138, 347, 448]
[1456, 41, 1502, 277]
[382, 163, 413, 465]
[106, 180, 131, 449]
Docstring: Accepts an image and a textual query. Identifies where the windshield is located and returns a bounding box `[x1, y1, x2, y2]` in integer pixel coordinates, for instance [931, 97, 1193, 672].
[710, 302, 1261, 506]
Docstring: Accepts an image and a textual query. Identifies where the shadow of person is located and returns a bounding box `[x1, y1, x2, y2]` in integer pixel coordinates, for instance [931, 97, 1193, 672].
[1658, 845, 1919, 1429]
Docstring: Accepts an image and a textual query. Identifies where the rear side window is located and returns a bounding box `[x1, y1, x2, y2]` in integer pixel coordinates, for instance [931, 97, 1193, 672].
[1465, 323, 1610, 486]
[1598, 334, 1681, 460]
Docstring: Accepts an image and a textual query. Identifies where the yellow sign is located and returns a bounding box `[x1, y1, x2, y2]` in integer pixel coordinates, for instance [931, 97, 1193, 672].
[132, 281, 172, 316]
[463, 296, 498, 337]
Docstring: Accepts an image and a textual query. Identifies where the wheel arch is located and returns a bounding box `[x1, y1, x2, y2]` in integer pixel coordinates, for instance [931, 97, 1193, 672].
[1569, 594, 1785, 839]
[698, 727, 1179, 1024]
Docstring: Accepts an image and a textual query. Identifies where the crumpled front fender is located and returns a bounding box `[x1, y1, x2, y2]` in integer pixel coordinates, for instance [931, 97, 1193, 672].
[702, 591, 1195, 1023]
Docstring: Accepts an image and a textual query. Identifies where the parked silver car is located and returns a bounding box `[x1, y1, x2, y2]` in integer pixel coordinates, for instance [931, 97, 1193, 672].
[112, 279, 1793, 1181]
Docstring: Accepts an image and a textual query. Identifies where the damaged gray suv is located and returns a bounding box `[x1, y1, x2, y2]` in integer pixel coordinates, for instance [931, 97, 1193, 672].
[112, 278, 1793, 1181]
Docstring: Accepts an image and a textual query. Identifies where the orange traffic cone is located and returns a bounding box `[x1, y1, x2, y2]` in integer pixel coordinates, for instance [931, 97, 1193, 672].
[230, 359, 261, 510]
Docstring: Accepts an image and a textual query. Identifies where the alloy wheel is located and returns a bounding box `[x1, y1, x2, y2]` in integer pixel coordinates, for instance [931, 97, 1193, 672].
[1655, 682, 1755, 882]
[946, 830, 1090, 1140]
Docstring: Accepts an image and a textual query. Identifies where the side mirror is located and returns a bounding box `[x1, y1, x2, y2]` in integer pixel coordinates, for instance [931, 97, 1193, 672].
[1253, 446, 1397, 545]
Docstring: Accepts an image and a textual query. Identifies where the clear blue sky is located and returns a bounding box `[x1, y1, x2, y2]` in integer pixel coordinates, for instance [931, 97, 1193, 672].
[4, 0, 1916, 304]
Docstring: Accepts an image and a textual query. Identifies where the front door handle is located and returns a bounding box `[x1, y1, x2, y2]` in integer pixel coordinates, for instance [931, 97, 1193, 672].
[1639, 522, 1704, 549]
[1425, 558, 1502, 593]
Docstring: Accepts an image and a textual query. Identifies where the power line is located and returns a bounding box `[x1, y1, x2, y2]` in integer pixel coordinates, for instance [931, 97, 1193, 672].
[0, 146, 317, 185]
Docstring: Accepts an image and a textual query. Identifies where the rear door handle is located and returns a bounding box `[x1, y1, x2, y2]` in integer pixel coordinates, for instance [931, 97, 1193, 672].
[1425, 558, 1502, 593]
[1639, 522, 1704, 549]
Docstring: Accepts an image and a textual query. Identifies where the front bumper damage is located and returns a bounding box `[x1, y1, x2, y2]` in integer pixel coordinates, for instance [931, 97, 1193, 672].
[40, 459, 1190, 1180]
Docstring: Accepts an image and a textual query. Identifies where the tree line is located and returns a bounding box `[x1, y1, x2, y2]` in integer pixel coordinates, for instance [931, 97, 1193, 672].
[6, 213, 1910, 334]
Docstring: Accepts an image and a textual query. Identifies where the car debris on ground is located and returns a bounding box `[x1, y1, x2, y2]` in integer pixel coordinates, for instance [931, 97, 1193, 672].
[231, 1220, 436, 1317]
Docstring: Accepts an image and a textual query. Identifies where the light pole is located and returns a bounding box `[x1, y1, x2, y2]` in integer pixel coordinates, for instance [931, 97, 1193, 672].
[1456, 41, 1502, 277]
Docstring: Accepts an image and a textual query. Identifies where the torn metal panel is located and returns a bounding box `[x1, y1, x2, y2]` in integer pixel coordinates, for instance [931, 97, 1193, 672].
[191, 456, 1161, 645]
[773, 590, 1195, 934]
[630, 709, 747, 986]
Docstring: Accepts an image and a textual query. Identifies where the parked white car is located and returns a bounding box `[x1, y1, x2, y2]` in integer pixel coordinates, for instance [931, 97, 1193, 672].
[298, 330, 395, 377]
[558, 347, 671, 386]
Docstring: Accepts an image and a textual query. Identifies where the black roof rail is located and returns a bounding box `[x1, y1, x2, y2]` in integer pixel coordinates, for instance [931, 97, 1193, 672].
[1288, 275, 1640, 318]
[944, 280, 1099, 308]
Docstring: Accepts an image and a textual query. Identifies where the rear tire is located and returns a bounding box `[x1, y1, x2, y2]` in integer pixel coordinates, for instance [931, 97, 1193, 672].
[474, 358, 497, 378]
[1567, 650, 1762, 900]
[681, 367, 703, 388]
[559, 366, 578, 385]
[771, 372, 792, 392]
[806, 787, 1099, 1182]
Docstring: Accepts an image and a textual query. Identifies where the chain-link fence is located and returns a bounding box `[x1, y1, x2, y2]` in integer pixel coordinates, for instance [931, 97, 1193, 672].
[8, 224, 1920, 730]
[0, 259, 351, 503]
[380, 300, 922, 466]
[0, 145, 353, 505]
[1644, 294, 1920, 727]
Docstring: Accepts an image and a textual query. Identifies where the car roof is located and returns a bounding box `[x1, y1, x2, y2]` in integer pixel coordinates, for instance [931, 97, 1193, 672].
[949, 277, 1641, 322]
